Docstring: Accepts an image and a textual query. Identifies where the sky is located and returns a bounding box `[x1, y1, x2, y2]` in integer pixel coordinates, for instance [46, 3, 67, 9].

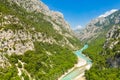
[41, 0, 120, 29]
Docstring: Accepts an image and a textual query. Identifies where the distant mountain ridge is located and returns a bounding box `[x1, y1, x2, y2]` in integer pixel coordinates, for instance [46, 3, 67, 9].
[75, 9, 120, 42]
[77, 9, 120, 80]
[98, 9, 118, 18]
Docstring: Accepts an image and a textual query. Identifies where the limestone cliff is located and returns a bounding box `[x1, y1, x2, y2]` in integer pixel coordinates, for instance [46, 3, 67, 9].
[0, 0, 81, 80]
[75, 9, 120, 42]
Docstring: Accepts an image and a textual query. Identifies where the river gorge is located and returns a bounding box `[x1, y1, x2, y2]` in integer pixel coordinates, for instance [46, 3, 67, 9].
[59, 44, 92, 80]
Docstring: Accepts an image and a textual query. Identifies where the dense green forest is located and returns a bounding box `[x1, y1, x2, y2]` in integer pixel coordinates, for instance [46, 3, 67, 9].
[2, 42, 77, 80]
[83, 34, 120, 80]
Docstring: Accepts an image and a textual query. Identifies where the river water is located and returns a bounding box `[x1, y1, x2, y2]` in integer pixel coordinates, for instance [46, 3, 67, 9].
[60, 44, 92, 80]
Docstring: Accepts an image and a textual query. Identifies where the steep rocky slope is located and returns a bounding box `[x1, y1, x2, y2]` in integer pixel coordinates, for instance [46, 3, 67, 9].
[78, 10, 120, 80]
[75, 9, 120, 42]
[104, 25, 120, 68]
[85, 24, 120, 80]
[0, 0, 81, 80]
[9, 0, 73, 34]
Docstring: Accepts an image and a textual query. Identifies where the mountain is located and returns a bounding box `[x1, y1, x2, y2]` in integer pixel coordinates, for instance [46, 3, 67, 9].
[98, 9, 118, 18]
[85, 22, 120, 80]
[104, 25, 120, 68]
[75, 9, 119, 42]
[0, 0, 81, 80]
[9, 0, 73, 33]
[75, 10, 120, 79]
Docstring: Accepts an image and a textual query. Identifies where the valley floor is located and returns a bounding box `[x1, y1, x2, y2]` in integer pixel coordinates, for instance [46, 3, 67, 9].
[58, 56, 92, 80]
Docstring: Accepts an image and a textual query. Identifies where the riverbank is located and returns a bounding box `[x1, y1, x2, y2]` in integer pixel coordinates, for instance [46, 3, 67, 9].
[58, 44, 92, 80]
[58, 57, 90, 80]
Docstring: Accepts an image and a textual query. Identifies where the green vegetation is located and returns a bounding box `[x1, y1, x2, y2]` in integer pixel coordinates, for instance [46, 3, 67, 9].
[83, 33, 120, 79]
[67, 37, 82, 49]
[0, 0, 61, 39]
[86, 68, 120, 80]
[0, 0, 80, 80]
[0, 66, 20, 80]
[83, 34, 106, 60]
[6, 42, 77, 80]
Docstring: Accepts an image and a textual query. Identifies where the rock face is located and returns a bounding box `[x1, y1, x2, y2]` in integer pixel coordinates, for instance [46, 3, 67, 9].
[0, 53, 10, 68]
[0, 0, 81, 80]
[10, 0, 50, 14]
[104, 25, 120, 49]
[9, 0, 72, 34]
[75, 9, 120, 68]
[75, 9, 120, 42]
[0, 0, 80, 69]
[0, 13, 58, 56]
[104, 25, 120, 68]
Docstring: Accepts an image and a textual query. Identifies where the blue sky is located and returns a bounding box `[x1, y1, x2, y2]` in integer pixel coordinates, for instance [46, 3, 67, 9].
[41, 0, 120, 29]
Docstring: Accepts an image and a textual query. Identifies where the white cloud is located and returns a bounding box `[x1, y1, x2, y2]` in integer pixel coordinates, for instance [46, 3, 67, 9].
[98, 9, 118, 18]
[73, 25, 83, 30]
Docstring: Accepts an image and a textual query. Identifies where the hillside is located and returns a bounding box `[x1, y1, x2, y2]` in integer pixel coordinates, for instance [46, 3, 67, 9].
[0, 0, 81, 80]
[75, 10, 120, 79]
[75, 9, 119, 42]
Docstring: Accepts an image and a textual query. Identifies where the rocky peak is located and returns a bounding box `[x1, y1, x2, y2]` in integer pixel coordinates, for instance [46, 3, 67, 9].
[74, 10, 120, 42]
[9, 0, 72, 34]
[9, 0, 50, 14]
[98, 9, 118, 18]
